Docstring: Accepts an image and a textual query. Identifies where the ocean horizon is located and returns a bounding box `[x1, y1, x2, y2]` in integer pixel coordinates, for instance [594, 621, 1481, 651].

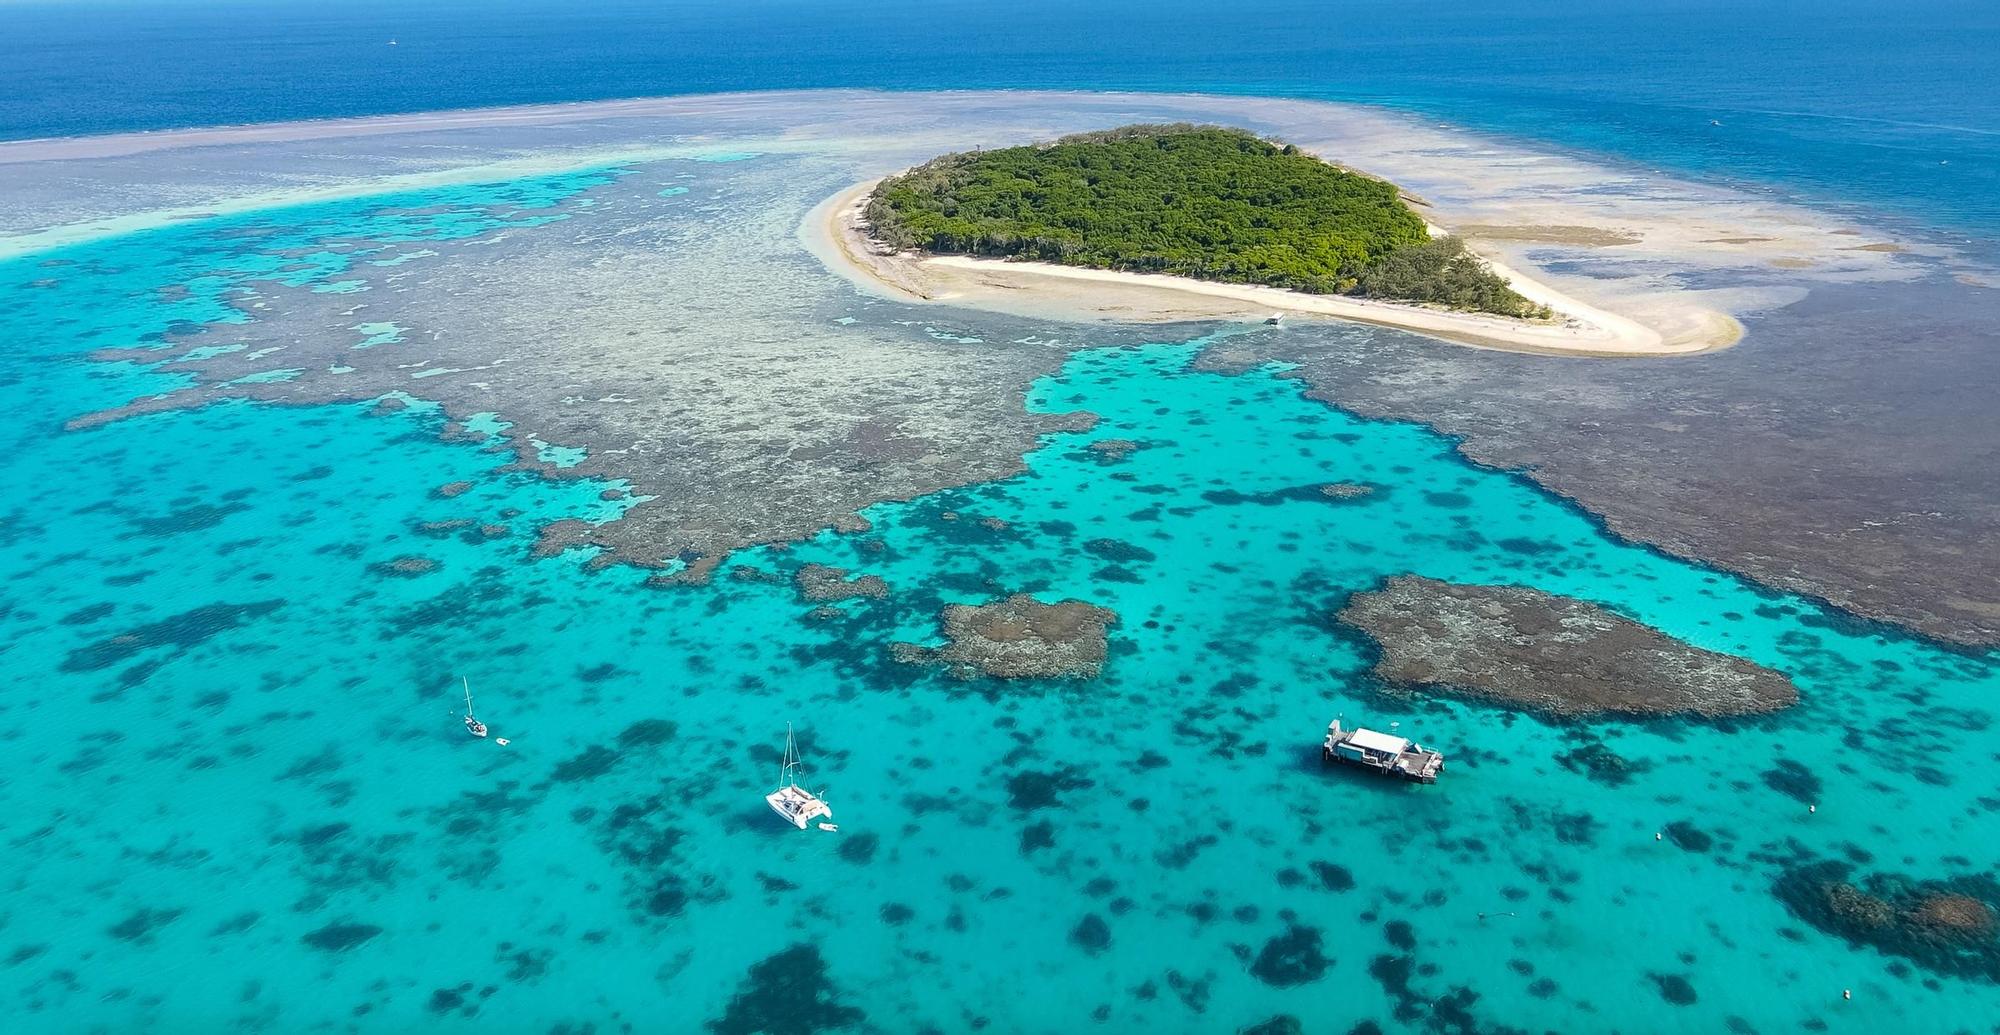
[3, 0, 1998, 239]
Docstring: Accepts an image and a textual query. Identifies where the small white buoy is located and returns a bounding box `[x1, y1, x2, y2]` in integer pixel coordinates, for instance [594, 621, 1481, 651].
[1655, 832, 1663, 841]
[496, 738, 510, 746]
[1842, 988, 1851, 1001]
[1810, 804, 1817, 814]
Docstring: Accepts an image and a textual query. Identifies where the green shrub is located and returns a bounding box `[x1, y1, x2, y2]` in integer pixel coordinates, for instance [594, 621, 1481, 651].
[1349, 236, 1547, 318]
[865, 125, 1543, 319]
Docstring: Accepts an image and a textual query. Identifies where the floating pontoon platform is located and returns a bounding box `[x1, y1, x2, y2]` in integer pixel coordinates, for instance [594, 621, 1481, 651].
[1322, 719, 1444, 783]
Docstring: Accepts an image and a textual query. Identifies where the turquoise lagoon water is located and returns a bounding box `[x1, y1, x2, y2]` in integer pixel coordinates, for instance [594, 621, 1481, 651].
[3, 166, 1999, 1033]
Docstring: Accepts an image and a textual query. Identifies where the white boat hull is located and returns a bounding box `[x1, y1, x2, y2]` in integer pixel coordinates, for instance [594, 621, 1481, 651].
[766, 785, 832, 830]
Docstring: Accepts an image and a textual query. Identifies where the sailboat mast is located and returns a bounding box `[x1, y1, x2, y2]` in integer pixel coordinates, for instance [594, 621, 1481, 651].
[462, 677, 475, 716]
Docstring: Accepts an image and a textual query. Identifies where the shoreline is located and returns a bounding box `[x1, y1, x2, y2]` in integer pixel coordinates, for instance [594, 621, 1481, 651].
[807, 178, 1743, 358]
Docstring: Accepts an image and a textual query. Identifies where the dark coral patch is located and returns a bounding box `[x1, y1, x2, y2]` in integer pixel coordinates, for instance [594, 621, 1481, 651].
[132, 501, 250, 537]
[1761, 759, 1823, 804]
[706, 944, 864, 1035]
[59, 602, 115, 626]
[550, 745, 622, 783]
[497, 944, 554, 982]
[302, 921, 383, 952]
[1006, 766, 1095, 811]
[1663, 821, 1713, 853]
[1166, 969, 1212, 1012]
[1250, 925, 1331, 987]
[617, 719, 678, 748]
[1083, 538, 1156, 564]
[1555, 741, 1649, 787]
[1155, 833, 1219, 869]
[63, 600, 282, 672]
[1310, 861, 1355, 892]
[1775, 860, 2000, 981]
[1071, 914, 1112, 955]
[107, 908, 183, 943]
[369, 555, 439, 578]
[209, 912, 260, 937]
[1649, 972, 1698, 1005]
[836, 832, 879, 865]
[428, 984, 472, 1015]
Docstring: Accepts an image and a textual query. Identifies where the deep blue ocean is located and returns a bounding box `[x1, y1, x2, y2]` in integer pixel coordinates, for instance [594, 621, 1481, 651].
[4, 0, 1999, 236]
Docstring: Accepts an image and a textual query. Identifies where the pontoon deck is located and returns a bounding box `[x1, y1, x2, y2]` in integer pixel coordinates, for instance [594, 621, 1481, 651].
[1322, 719, 1444, 783]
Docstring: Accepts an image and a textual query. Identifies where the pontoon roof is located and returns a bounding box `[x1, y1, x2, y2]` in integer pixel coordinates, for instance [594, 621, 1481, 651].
[1346, 728, 1410, 755]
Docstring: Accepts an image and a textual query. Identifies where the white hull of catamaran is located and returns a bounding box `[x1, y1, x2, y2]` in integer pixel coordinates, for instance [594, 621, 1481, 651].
[766, 787, 831, 830]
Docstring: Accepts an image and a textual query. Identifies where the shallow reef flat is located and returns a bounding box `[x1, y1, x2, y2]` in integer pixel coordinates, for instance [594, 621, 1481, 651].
[1338, 575, 1800, 718]
[1, 92, 1998, 1032]
[3, 90, 1994, 642]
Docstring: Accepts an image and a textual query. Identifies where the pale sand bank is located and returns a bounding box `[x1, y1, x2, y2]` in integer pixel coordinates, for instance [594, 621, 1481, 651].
[808, 179, 1742, 358]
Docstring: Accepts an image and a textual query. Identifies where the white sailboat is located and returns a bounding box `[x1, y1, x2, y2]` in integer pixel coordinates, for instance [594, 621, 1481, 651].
[765, 723, 831, 830]
[461, 677, 488, 738]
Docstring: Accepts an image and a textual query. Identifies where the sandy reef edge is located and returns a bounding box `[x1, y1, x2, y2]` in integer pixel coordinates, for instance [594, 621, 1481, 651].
[807, 178, 1743, 358]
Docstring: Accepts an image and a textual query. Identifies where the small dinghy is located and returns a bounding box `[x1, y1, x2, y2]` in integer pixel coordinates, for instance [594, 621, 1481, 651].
[461, 677, 488, 739]
[765, 723, 832, 830]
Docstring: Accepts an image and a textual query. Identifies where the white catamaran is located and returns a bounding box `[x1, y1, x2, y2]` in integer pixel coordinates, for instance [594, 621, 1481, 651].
[461, 677, 488, 738]
[765, 723, 832, 830]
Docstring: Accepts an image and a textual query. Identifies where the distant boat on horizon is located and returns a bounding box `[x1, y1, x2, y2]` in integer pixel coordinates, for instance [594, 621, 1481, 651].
[765, 723, 832, 830]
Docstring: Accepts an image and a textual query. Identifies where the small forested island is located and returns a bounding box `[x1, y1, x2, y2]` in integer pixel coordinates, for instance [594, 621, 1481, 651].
[864, 124, 1548, 319]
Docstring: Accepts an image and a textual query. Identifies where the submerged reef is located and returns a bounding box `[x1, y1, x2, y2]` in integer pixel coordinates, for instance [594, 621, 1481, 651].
[892, 594, 1117, 680]
[706, 944, 864, 1035]
[1775, 861, 2000, 982]
[1249, 925, 1333, 987]
[1337, 576, 1798, 718]
[56, 151, 1117, 586]
[793, 563, 888, 603]
[61, 600, 283, 675]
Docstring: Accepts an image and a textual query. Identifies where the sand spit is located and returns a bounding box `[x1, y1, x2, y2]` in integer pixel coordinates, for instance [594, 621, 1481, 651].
[812, 179, 1741, 358]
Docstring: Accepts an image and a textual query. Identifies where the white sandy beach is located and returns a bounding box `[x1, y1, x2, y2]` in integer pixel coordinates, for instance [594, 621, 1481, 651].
[807, 178, 1742, 358]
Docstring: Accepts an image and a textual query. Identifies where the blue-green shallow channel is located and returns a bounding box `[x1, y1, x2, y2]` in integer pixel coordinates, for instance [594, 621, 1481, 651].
[2, 171, 1996, 1034]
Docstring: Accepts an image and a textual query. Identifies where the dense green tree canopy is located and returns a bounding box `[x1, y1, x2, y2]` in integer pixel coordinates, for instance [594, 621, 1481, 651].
[866, 124, 1543, 318]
